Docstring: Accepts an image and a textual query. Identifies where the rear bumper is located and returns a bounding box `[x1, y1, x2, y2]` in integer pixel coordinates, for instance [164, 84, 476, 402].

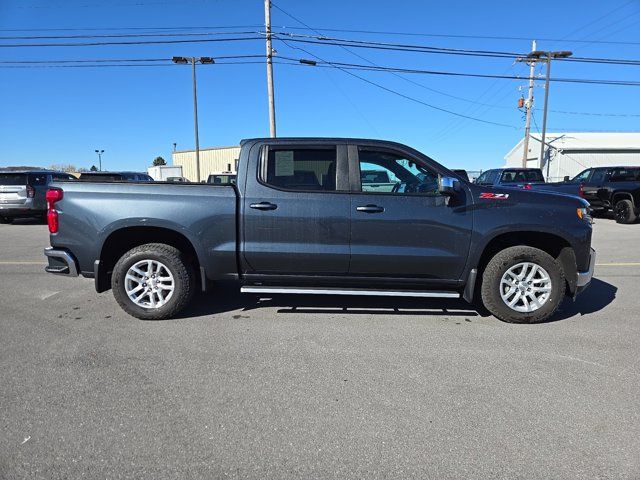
[44, 247, 79, 276]
[576, 248, 596, 293]
[0, 205, 41, 217]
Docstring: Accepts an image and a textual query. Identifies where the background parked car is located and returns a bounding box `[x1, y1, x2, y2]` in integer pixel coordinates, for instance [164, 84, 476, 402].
[474, 168, 545, 189]
[166, 176, 189, 183]
[582, 166, 640, 223]
[79, 171, 154, 182]
[0, 170, 76, 224]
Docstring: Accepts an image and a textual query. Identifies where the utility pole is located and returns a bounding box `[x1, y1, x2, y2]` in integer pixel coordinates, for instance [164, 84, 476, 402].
[172, 56, 214, 182]
[518, 49, 572, 177]
[94, 149, 104, 171]
[264, 0, 277, 137]
[520, 40, 536, 168]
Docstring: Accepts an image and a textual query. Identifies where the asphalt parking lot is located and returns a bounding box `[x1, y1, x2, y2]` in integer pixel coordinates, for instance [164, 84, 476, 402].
[1, 218, 639, 479]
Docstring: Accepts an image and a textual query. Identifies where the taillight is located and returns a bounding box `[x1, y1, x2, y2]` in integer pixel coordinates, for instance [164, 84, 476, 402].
[578, 183, 585, 198]
[46, 188, 63, 234]
[523, 183, 533, 190]
[26, 185, 35, 198]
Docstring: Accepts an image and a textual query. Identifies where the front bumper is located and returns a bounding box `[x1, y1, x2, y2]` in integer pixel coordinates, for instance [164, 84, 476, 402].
[576, 248, 596, 293]
[44, 247, 79, 276]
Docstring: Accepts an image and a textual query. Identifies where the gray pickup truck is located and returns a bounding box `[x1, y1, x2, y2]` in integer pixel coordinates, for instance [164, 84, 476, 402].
[44, 138, 595, 324]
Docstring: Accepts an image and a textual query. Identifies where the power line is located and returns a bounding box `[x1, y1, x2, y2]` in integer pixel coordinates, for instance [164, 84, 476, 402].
[272, 33, 640, 66]
[271, 1, 513, 111]
[269, 25, 640, 46]
[0, 55, 265, 64]
[276, 57, 640, 87]
[0, 36, 263, 48]
[274, 52, 517, 129]
[0, 30, 260, 40]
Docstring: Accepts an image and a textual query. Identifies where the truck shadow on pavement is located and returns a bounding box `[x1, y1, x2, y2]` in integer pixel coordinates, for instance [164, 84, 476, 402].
[552, 278, 617, 322]
[179, 277, 617, 322]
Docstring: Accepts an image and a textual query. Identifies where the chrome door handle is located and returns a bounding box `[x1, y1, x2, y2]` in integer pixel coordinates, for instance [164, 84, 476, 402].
[250, 202, 277, 211]
[356, 204, 384, 213]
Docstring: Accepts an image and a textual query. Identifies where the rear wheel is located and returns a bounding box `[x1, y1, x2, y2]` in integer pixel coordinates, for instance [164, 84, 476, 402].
[481, 246, 565, 323]
[613, 199, 637, 224]
[111, 243, 195, 320]
[0, 217, 13, 224]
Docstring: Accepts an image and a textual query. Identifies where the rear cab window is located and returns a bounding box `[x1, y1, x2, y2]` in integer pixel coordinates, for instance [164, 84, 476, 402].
[261, 147, 337, 192]
[500, 170, 544, 183]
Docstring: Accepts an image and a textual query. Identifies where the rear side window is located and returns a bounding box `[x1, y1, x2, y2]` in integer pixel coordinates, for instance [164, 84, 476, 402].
[500, 170, 544, 183]
[262, 147, 337, 192]
[0, 173, 28, 185]
[28, 173, 48, 185]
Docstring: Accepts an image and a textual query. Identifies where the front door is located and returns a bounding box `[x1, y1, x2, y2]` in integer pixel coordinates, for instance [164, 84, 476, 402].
[242, 143, 351, 275]
[348, 145, 473, 282]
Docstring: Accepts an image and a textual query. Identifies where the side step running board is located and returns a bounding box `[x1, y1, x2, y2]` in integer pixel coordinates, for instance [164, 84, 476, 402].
[240, 286, 460, 298]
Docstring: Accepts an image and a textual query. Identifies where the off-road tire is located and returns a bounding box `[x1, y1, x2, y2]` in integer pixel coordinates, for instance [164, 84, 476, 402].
[614, 199, 637, 224]
[111, 243, 195, 320]
[481, 246, 565, 324]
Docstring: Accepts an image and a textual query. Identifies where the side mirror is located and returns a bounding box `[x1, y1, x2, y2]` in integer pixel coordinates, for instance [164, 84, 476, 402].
[563, 176, 570, 182]
[438, 176, 458, 196]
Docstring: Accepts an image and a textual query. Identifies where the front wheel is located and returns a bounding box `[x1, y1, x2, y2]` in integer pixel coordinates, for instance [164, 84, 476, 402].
[0, 216, 13, 224]
[111, 243, 196, 320]
[481, 246, 565, 324]
[614, 199, 637, 224]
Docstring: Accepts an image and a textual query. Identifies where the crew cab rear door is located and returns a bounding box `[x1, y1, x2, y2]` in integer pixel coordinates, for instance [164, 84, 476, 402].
[347, 143, 473, 282]
[241, 142, 351, 275]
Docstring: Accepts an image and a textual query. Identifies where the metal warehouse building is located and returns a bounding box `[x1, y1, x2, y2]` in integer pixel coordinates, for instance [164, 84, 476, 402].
[504, 132, 640, 182]
[172, 146, 240, 182]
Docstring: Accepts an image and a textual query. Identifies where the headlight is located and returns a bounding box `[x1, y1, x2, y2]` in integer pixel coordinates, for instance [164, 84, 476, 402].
[577, 207, 592, 224]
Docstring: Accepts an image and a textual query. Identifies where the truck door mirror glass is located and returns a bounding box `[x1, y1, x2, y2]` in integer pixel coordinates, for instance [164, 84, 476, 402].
[438, 176, 457, 196]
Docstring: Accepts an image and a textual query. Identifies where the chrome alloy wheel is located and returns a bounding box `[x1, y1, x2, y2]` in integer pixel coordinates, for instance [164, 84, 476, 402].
[499, 262, 552, 313]
[125, 259, 175, 309]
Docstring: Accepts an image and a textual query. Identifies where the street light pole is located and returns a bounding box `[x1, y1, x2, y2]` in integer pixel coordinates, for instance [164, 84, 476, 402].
[172, 56, 214, 182]
[191, 57, 201, 183]
[94, 149, 104, 171]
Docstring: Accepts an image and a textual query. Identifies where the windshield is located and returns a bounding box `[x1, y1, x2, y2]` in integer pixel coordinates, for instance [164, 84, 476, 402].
[0, 173, 28, 185]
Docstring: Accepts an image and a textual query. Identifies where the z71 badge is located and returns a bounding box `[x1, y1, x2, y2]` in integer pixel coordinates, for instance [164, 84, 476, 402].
[479, 192, 509, 199]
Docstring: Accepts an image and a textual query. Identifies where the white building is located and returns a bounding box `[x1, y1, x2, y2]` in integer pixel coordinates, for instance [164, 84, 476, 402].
[504, 132, 640, 182]
[172, 146, 240, 182]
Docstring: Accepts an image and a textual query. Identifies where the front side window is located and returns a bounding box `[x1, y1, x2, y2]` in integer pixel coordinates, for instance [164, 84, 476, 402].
[357, 149, 439, 196]
[476, 170, 498, 185]
[263, 147, 337, 192]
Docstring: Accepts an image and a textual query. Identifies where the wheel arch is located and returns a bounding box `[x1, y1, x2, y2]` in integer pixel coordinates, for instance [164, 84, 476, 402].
[466, 230, 576, 301]
[96, 224, 203, 293]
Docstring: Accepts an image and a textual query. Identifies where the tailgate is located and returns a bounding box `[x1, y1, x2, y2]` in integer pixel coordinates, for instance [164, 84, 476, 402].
[0, 184, 28, 205]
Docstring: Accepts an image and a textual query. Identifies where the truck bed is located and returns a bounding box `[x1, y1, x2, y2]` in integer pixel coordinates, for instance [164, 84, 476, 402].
[49, 181, 238, 281]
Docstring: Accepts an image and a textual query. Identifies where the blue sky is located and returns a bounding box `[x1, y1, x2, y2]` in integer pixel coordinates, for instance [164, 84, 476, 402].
[1, 0, 639, 172]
